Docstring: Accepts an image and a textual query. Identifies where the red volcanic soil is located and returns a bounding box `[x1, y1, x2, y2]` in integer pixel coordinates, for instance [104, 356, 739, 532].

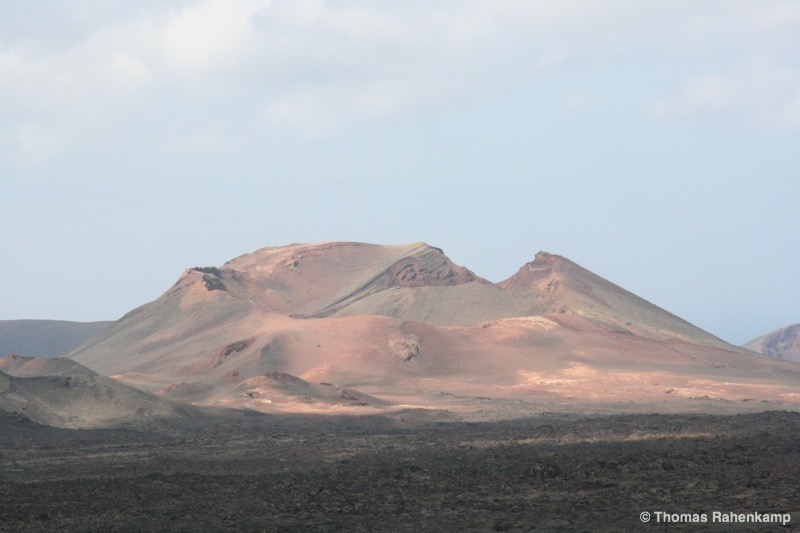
[68, 242, 800, 419]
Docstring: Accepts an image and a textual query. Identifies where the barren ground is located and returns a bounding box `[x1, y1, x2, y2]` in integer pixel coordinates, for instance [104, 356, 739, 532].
[2, 410, 799, 532]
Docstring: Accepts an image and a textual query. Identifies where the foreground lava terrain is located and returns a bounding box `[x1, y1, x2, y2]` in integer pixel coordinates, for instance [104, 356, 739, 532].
[2, 411, 799, 532]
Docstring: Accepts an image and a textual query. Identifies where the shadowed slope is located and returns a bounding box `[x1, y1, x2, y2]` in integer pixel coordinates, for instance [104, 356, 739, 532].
[70, 267, 256, 376]
[0, 355, 197, 429]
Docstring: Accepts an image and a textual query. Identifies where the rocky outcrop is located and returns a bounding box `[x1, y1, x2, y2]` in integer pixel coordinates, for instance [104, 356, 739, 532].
[389, 335, 420, 361]
[387, 246, 477, 288]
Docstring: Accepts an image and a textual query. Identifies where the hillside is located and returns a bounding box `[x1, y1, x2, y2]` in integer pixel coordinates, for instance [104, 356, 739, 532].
[744, 324, 800, 363]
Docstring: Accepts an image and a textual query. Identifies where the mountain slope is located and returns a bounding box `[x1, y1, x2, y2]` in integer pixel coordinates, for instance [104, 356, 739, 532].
[744, 324, 800, 362]
[70, 242, 800, 415]
[500, 252, 732, 345]
[0, 355, 196, 428]
[0, 319, 112, 357]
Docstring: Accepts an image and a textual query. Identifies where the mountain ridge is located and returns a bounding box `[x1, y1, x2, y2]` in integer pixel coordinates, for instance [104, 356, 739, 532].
[0, 319, 112, 358]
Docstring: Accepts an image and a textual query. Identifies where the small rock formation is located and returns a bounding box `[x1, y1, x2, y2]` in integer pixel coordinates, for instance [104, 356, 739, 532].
[499, 251, 562, 290]
[191, 266, 223, 277]
[188, 267, 227, 291]
[212, 338, 255, 368]
[172, 267, 228, 292]
[389, 335, 420, 361]
[201, 274, 227, 292]
[262, 372, 307, 387]
[185, 338, 255, 374]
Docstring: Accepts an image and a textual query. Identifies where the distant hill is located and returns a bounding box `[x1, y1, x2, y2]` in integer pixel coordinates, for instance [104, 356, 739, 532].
[0, 320, 113, 357]
[0, 355, 196, 429]
[69, 241, 800, 416]
[744, 324, 800, 363]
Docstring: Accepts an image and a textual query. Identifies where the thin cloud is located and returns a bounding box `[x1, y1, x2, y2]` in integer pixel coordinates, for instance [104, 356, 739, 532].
[564, 90, 593, 114]
[651, 60, 800, 128]
[17, 124, 60, 165]
[2, 1, 800, 165]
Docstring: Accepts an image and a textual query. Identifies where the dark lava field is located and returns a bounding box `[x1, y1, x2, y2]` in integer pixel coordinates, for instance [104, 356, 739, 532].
[2, 410, 799, 532]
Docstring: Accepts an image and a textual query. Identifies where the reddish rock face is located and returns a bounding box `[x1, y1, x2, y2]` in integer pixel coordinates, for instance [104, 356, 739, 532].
[387, 247, 477, 288]
[499, 251, 562, 290]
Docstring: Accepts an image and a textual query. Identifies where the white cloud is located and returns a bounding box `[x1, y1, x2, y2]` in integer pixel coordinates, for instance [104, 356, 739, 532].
[162, 0, 270, 77]
[2, 0, 800, 165]
[262, 0, 325, 28]
[648, 1, 800, 127]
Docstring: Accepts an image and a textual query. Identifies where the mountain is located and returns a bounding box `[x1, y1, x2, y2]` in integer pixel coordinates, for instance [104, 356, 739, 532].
[0, 355, 196, 429]
[0, 319, 113, 357]
[70, 242, 800, 416]
[744, 324, 800, 363]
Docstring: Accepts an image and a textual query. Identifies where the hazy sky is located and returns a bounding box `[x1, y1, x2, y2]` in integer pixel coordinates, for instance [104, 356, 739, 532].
[2, 1, 798, 344]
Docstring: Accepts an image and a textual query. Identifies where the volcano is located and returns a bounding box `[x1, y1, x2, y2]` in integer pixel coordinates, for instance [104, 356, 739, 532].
[69, 242, 800, 417]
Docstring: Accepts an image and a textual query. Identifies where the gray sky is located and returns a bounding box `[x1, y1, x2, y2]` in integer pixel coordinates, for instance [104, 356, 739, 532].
[2, 1, 798, 344]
